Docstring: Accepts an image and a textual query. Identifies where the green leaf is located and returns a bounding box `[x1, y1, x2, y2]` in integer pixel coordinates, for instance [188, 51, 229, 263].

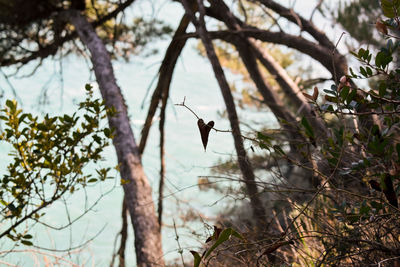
[381, 0, 400, 18]
[21, 240, 33, 246]
[190, 251, 202, 267]
[18, 113, 28, 124]
[357, 48, 365, 58]
[104, 128, 112, 138]
[63, 114, 73, 123]
[340, 86, 350, 100]
[375, 50, 393, 68]
[359, 66, 367, 77]
[273, 145, 285, 155]
[301, 117, 315, 139]
[323, 89, 336, 96]
[366, 66, 373, 76]
[259, 142, 270, 151]
[229, 228, 244, 240]
[5, 99, 16, 110]
[346, 89, 358, 105]
[257, 132, 271, 144]
[204, 228, 242, 259]
[93, 135, 102, 144]
[349, 67, 358, 78]
[378, 82, 387, 97]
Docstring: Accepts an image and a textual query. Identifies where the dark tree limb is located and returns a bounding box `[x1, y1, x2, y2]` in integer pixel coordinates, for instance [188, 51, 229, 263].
[180, 0, 267, 227]
[254, 0, 335, 49]
[249, 42, 329, 138]
[139, 13, 193, 154]
[234, 39, 296, 124]
[201, 5, 348, 80]
[205, 0, 332, 188]
[231, 38, 307, 157]
[183, 28, 348, 81]
[110, 197, 128, 267]
[157, 76, 169, 231]
[117, 198, 128, 267]
[202, 2, 378, 136]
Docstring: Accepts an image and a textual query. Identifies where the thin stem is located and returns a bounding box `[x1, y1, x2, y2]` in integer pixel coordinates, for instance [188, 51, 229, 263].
[175, 98, 261, 142]
[173, 219, 185, 266]
[331, 32, 346, 85]
[174, 96, 200, 120]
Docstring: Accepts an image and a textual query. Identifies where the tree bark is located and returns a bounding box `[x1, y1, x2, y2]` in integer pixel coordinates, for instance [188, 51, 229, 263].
[203, 6, 348, 80]
[249, 42, 329, 138]
[234, 39, 296, 124]
[65, 10, 164, 267]
[255, 0, 335, 49]
[181, 0, 267, 227]
[157, 77, 168, 231]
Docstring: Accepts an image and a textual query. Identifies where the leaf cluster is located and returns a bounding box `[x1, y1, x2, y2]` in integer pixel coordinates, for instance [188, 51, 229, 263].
[0, 84, 113, 245]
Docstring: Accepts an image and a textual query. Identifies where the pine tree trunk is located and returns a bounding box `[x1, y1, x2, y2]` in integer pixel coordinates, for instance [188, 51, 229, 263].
[65, 10, 164, 267]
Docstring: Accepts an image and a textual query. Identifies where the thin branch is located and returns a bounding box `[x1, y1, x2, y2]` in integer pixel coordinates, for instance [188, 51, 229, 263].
[174, 97, 200, 120]
[157, 62, 171, 231]
[139, 13, 192, 154]
[0, 69, 23, 104]
[173, 219, 185, 266]
[254, 0, 335, 49]
[117, 198, 128, 267]
[331, 32, 346, 85]
[309, 0, 324, 22]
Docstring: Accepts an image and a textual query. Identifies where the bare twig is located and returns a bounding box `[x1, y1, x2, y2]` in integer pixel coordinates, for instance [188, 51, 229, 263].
[332, 32, 346, 85]
[157, 65, 170, 230]
[309, 0, 324, 22]
[173, 219, 185, 266]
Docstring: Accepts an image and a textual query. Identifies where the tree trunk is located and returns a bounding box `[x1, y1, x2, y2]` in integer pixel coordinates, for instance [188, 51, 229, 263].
[65, 10, 164, 267]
